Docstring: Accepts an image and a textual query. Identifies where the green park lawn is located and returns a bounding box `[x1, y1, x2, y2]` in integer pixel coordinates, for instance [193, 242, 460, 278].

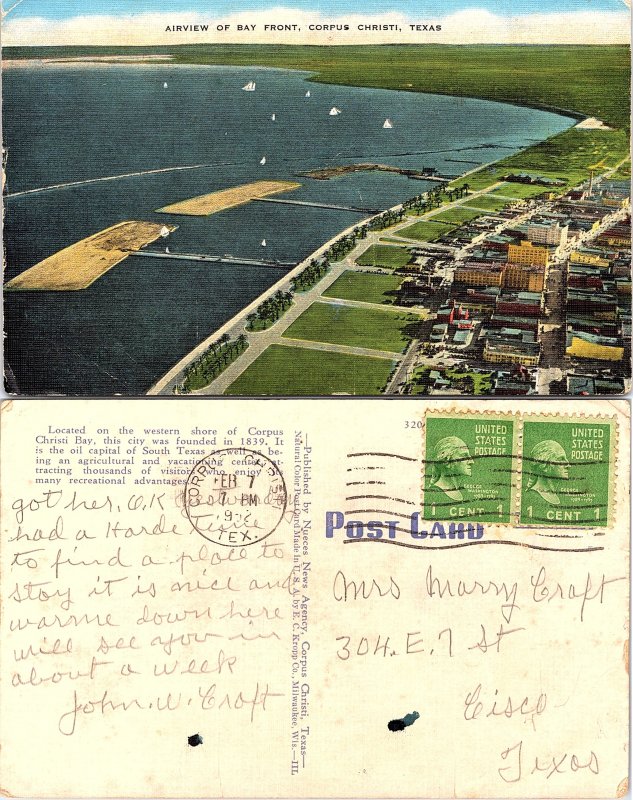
[224, 344, 394, 395]
[492, 182, 554, 199]
[430, 207, 482, 225]
[355, 244, 411, 269]
[399, 219, 456, 242]
[282, 301, 421, 353]
[462, 196, 510, 212]
[609, 160, 631, 180]
[323, 270, 403, 305]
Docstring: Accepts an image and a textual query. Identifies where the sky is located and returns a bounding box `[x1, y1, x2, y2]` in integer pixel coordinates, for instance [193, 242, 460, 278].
[2, 0, 630, 17]
[2, 0, 630, 44]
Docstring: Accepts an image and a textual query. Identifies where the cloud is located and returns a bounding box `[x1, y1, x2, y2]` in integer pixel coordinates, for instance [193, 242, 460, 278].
[2, 6, 630, 46]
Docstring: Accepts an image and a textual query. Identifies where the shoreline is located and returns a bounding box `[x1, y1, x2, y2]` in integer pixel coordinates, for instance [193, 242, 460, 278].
[146, 152, 507, 396]
[1, 52, 592, 124]
[146, 109, 577, 395]
[146, 207, 393, 395]
[4, 52, 614, 395]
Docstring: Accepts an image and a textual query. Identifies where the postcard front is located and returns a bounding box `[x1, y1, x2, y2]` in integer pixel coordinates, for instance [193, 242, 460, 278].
[0, 398, 628, 798]
[1, 2, 630, 397]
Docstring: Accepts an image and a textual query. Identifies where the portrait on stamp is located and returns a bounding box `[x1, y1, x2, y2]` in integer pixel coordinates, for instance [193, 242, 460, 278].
[423, 414, 515, 523]
[520, 419, 613, 526]
[427, 436, 475, 502]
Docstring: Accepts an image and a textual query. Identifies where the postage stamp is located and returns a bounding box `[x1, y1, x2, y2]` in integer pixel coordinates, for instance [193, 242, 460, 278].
[184, 447, 288, 546]
[422, 412, 516, 523]
[519, 417, 615, 527]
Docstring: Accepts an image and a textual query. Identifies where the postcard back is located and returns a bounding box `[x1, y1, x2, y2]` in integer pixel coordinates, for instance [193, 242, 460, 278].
[0, 398, 629, 798]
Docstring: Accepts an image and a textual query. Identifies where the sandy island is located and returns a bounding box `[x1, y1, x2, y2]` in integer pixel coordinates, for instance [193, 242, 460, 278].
[157, 180, 301, 216]
[575, 117, 612, 131]
[2, 56, 174, 68]
[5, 220, 178, 291]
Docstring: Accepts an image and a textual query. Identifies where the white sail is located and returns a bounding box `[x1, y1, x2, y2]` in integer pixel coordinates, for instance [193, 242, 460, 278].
[383, 118, 393, 128]
[163, 82, 168, 89]
[242, 80, 256, 91]
[261, 239, 267, 247]
[329, 107, 341, 116]
[305, 90, 311, 97]
[260, 156, 266, 165]
[165, 246, 170, 253]
[159, 225, 170, 237]
[271, 113, 276, 121]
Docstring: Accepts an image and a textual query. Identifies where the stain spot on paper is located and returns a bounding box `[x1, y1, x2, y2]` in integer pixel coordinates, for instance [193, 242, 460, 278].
[188, 733, 203, 747]
[616, 777, 628, 797]
[387, 710, 419, 732]
[623, 639, 629, 674]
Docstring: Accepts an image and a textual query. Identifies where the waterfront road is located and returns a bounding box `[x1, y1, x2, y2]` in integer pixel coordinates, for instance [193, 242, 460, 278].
[189, 255, 378, 395]
[148, 179, 526, 396]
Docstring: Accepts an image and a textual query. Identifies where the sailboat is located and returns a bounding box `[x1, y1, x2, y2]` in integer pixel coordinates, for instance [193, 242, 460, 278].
[305, 90, 311, 97]
[163, 82, 168, 89]
[261, 239, 267, 247]
[165, 246, 170, 254]
[260, 156, 267, 165]
[271, 113, 276, 121]
[329, 107, 341, 116]
[242, 80, 256, 91]
[159, 225, 170, 237]
[383, 118, 393, 129]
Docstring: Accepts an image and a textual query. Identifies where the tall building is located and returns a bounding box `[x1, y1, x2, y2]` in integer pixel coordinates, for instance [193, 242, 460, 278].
[503, 263, 545, 292]
[454, 263, 503, 287]
[507, 240, 549, 267]
[527, 221, 568, 247]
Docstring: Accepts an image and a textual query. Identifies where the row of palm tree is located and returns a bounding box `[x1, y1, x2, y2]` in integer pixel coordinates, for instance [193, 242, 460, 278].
[175, 333, 249, 393]
[174, 178, 475, 394]
[368, 208, 406, 230]
[326, 233, 359, 261]
[246, 289, 293, 331]
[292, 258, 330, 292]
[323, 180, 472, 257]
[404, 182, 472, 216]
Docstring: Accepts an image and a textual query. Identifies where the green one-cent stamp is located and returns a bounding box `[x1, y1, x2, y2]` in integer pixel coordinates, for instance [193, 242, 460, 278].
[520, 418, 614, 526]
[423, 414, 516, 523]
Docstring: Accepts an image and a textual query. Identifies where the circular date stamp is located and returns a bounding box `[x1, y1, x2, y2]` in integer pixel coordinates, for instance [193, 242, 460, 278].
[184, 447, 287, 546]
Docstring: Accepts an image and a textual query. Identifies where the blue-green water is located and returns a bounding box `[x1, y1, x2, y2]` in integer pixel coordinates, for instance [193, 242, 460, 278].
[3, 63, 574, 395]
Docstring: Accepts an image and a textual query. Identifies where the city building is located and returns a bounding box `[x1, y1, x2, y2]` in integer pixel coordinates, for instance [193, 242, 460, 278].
[507, 240, 549, 267]
[527, 220, 568, 246]
[483, 331, 540, 366]
[567, 290, 619, 320]
[451, 287, 500, 313]
[596, 225, 631, 248]
[566, 331, 624, 361]
[493, 367, 537, 395]
[496, 291, 542, 317]
[566, 374, 626, 394]
[454, 262, 504, 287]
[503, 262, 545, 292]
[570, 248, 612, 268]
[488, 313, 539, 333]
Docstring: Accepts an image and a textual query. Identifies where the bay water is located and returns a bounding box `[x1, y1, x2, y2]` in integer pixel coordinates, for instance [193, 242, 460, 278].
[3, 63, 574, 394]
